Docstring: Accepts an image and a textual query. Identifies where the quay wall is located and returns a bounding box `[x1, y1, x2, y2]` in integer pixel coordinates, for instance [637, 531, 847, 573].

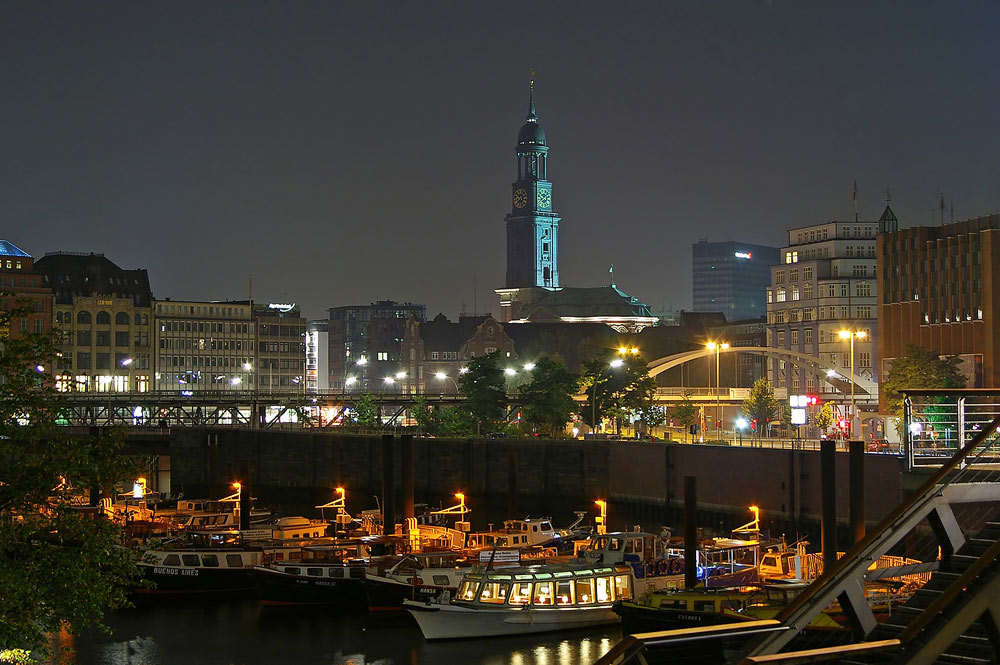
[165, 428, 906, 534]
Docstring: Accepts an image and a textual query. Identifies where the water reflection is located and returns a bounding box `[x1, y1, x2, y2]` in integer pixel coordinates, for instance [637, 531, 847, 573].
[60, 601, 621, 665]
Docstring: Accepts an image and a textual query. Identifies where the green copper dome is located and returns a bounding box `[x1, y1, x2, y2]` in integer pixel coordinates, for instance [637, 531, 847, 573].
[517, 79, 547, 148]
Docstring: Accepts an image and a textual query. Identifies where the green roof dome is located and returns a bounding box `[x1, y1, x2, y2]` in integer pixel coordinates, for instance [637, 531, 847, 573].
[517, 79, 547, 148]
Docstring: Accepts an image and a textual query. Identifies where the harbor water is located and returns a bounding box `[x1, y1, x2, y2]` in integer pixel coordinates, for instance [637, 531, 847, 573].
[54, 600, 624, 665]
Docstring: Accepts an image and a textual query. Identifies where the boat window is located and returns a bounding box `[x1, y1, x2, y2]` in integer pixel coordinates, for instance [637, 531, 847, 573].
[457, 580, 480, 601]
[575, 578, 595, 604]
[508, 582, 532, 605]
[181, 554, 200, 567]
[284, 567, 301, 575]
[307, 568, 323, 577]
[201, 554, 220, 568]
[532, 581, 554, 605]
[162, 554, 181, 566]
[693, 600, 716, 612]
[478, 582, 509, 605]
[595, 576, 614, 602]
[329, 568, 344, 578]
[656, 599, 686, 609]
[532, 525, 539, 532]
[555, 580, 574, 606]
[432, 575, 451, 586]
[614, 574, 630, 600]
[540, 522, 552, 531]
[349, 568, 364, 579]
[722, 600, 743, 611]
[226, 554, 244, 567]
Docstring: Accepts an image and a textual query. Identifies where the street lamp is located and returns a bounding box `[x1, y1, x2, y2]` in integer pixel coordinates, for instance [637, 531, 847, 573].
[434, 371, 459, 394]
[838, 330, 867, 438]
[706, 342, 729, 435]
[108, 357, 132, 425]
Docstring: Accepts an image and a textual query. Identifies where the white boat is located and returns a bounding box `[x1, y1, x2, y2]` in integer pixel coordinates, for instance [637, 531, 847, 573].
[404, 560, 633, 640]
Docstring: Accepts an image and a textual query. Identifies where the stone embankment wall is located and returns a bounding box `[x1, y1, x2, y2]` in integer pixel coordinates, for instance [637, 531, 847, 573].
[167, 428, 904, 532]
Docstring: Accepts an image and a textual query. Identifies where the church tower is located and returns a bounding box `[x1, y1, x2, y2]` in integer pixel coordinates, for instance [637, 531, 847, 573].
[505, 77, 561, 289]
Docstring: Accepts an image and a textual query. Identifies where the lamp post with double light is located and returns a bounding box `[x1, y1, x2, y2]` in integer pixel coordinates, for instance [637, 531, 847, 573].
[706, 342, 729, 435]
[434, 372, 459, 394]
[838, 329, 867, 438]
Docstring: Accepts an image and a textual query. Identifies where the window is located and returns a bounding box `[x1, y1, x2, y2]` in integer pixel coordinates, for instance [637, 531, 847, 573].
[791, 285, 800, 301]
[856, 282, 872, 297]
[478, 581, 510, 605]
[34, 319, 43, 333]
[776, 288, 786, 302]
[777, 331, 785, 345]
[766, 289, 772, 303]
[804, 328, 813, 344]
[96, 353, 110, 369]
[840, 284, 849, 297]
[802, 283, 814, 300]
[96, 331, 110, 346]
[859, 352, 872, 368]
[775, 270, 785, 284]
[803, 266, 814, 280]
[789, 269, 799, 282]
[115, 312, 129, 325]
[857, 306, 873, 318]
[115, 331, 130, 346]
[77, 311, 91, 325]
[853, 265, 867, 277]
[96, 311, 111, 324]
[377, 352, 388, 361]
[431, 352, 439, 360]
[784, 252, 798, 264]
[77, 330, 91, 346]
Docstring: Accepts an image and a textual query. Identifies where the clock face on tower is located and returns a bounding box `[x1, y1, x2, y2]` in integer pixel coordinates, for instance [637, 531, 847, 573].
[513, 188, 528, 209]
[537, 189, 551, 209]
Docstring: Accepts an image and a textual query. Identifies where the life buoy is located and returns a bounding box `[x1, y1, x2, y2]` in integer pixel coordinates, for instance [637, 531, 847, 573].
[668, 559, 682, 575]
[658, 560, 668, 575]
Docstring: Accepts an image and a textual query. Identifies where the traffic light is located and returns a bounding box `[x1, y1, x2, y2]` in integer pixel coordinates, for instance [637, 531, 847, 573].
[807, 395, 818, 406]
[751, 419, 757, 431]
[838, 419, 848, 429]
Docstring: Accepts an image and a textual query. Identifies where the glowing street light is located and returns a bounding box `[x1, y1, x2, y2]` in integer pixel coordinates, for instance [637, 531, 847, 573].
[434, 372, 459, 393]
[706, 342, 729, 433]
[838, 330, 867, 438]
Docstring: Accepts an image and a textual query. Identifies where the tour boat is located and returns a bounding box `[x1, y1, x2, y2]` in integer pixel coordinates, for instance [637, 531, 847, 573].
[363, 550, 470, 611]
[404, 560, 633, 640]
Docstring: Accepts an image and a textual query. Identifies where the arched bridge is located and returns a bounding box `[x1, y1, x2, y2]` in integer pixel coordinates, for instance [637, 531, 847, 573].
[645, 346, 870, 396]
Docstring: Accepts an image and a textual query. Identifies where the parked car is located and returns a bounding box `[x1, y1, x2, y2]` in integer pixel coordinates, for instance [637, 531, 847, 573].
[867, 438, 895, 453]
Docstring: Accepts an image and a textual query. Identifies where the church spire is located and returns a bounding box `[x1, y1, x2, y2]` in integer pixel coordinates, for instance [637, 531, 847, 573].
[527, 69, 537, 122]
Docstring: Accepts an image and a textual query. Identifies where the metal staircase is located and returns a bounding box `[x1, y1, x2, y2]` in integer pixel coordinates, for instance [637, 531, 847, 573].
[596, 394, 1000, 665]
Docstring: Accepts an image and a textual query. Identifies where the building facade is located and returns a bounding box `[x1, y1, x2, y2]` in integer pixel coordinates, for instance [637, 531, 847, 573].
[35, 252, 154, 394]
[253, 303, 306, 393]
[153, 299, 255, 392]
[328, 300, 426, 392]
[305, 320, 329, 393]
[878, 213, 1000, 401]
[0, 241, 53, 341]
[692, 240, 779, 322]
[765, 217, 880, 404]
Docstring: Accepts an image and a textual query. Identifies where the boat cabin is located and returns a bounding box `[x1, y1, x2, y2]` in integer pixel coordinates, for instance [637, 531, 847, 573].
[454, 563, 632, 608]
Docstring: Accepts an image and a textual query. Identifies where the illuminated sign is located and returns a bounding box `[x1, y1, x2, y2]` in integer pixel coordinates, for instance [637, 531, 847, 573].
[734, 251, 752, 259]
[268, 303, 296, 313]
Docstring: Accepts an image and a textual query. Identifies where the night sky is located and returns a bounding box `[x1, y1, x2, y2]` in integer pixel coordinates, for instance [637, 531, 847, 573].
[4, 2, 998, 321]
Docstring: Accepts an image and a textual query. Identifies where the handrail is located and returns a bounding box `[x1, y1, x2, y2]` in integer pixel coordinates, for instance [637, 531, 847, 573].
[737, 639, 901, 664]
[593, 621, 783, 665]
[773, 414, 1000, 624]
[896, 537, 1000, 641]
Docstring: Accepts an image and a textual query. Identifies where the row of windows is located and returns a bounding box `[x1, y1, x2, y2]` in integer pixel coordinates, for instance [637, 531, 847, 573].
[157, 303, 248, 318]
[259, 341, 305, 353]
[160, 338, 254, 351]
[769, 306, 873, 323]
[770, 281, 873, 303]
[161, 320, 252, 334]
[0, 274, 38, 287]
[430, 351, 459, 360]
[74, 331, 148, 347]
[164, 356, 253, 368]
[57, 311, 149, 326]
[75, 352, 150, 370]
[785, 247, 831, 264]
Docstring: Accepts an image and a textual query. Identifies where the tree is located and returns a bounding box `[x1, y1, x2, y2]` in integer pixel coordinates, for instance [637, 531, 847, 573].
[814, 401, 835, 435]
[458, 353, 506, 435]
[882, 344, 966, 418]
[518, 356, 579, 437]
[742, 377, 779, 440]
[353, 393, 381, 430]
[581, 352, 656, 435]
[673, 392, 698, 442]
[0, 295, 140, 653]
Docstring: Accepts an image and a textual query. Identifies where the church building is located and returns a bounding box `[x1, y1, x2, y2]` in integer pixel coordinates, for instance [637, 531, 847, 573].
[495, 79, 657, 333]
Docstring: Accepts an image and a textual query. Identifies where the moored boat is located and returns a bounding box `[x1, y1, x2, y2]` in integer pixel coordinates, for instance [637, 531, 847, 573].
[404, 560, 633, 640]
[252, 542, 369, 608]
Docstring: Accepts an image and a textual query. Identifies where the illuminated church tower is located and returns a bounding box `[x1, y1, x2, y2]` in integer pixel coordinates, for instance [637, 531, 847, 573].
[505, 77, 561, 289]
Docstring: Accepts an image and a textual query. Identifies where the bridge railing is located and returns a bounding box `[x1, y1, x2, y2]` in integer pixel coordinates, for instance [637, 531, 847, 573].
[903, 389, 1000, 470]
